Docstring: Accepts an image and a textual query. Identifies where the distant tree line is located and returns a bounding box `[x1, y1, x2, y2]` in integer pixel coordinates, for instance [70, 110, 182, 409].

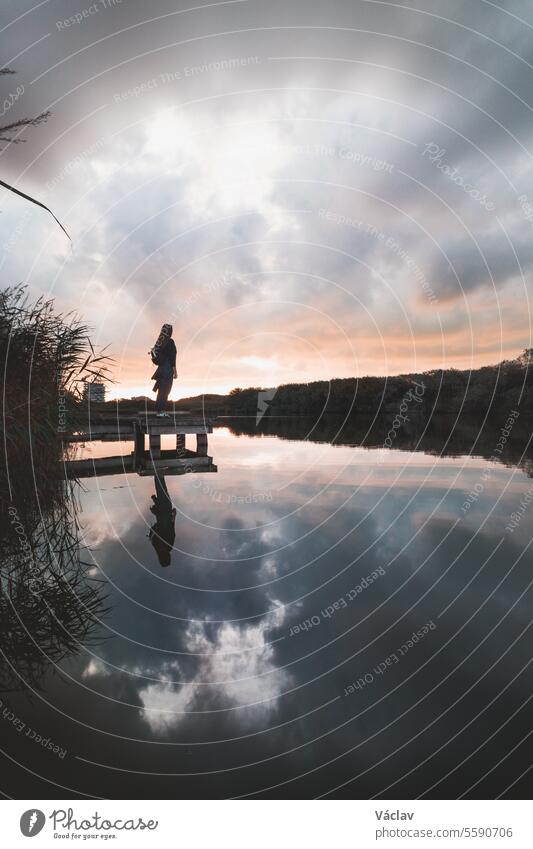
[162, 351, 533, 420]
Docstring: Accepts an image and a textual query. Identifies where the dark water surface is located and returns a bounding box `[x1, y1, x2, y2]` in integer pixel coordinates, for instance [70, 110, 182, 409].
[2, 425, 533, 799]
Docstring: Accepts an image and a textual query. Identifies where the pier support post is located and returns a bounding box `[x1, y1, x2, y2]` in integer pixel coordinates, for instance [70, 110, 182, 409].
[133, 423, 144, 470]
[196, 433, 208, 456]
[149, 433, 161, 459]
[176, 433, 186, 457]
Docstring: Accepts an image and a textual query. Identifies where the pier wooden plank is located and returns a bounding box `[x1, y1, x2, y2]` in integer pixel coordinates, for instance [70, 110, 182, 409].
[65, 452, 217, 479]
[62, 415, 215, 443]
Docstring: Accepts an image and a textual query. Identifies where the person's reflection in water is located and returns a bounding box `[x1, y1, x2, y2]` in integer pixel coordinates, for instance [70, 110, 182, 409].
[148, 474, 176, 567]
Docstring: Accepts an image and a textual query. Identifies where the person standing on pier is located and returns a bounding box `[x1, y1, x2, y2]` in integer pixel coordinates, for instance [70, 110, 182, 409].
[150, 323, 177, 417]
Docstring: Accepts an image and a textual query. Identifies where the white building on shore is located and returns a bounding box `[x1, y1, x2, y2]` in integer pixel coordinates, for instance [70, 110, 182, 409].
[83, 382, 106, 403]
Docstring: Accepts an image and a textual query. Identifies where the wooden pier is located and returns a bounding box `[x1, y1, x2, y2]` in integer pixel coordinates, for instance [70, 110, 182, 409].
[63, 412, 217, 478]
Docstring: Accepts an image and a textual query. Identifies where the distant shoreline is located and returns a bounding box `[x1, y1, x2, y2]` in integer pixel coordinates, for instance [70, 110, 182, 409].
[97, 351, 533, 420]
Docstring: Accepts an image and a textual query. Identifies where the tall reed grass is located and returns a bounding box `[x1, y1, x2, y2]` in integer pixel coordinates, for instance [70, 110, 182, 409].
[0, 285, 111, 692]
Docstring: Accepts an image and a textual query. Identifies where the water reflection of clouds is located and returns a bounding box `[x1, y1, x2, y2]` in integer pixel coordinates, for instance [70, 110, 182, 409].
[138, 611, 290, 734]
[80, 440, 525, 670]
[6, 433, 533, 797]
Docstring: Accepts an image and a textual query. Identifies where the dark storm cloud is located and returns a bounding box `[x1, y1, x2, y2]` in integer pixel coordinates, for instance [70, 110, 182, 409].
[425, 229, 533, 299]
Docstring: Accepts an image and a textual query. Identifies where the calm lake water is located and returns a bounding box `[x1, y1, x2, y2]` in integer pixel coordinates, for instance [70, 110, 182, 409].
[3, 425, 533, 799]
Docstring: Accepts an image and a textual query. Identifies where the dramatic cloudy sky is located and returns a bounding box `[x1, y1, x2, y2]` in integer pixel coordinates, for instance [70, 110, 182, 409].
[1, 0, 533, 398]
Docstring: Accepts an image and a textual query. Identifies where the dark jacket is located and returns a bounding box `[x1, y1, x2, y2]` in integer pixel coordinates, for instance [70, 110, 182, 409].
[151, 339, 177, 382]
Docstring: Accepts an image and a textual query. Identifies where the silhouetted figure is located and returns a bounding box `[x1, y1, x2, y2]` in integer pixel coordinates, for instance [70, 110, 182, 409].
[150, 323, 177, 417]
[148, 474, 176, 567]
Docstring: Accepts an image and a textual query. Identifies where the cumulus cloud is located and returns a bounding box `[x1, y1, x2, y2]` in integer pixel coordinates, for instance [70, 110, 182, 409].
[139, 610, 290, 732]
